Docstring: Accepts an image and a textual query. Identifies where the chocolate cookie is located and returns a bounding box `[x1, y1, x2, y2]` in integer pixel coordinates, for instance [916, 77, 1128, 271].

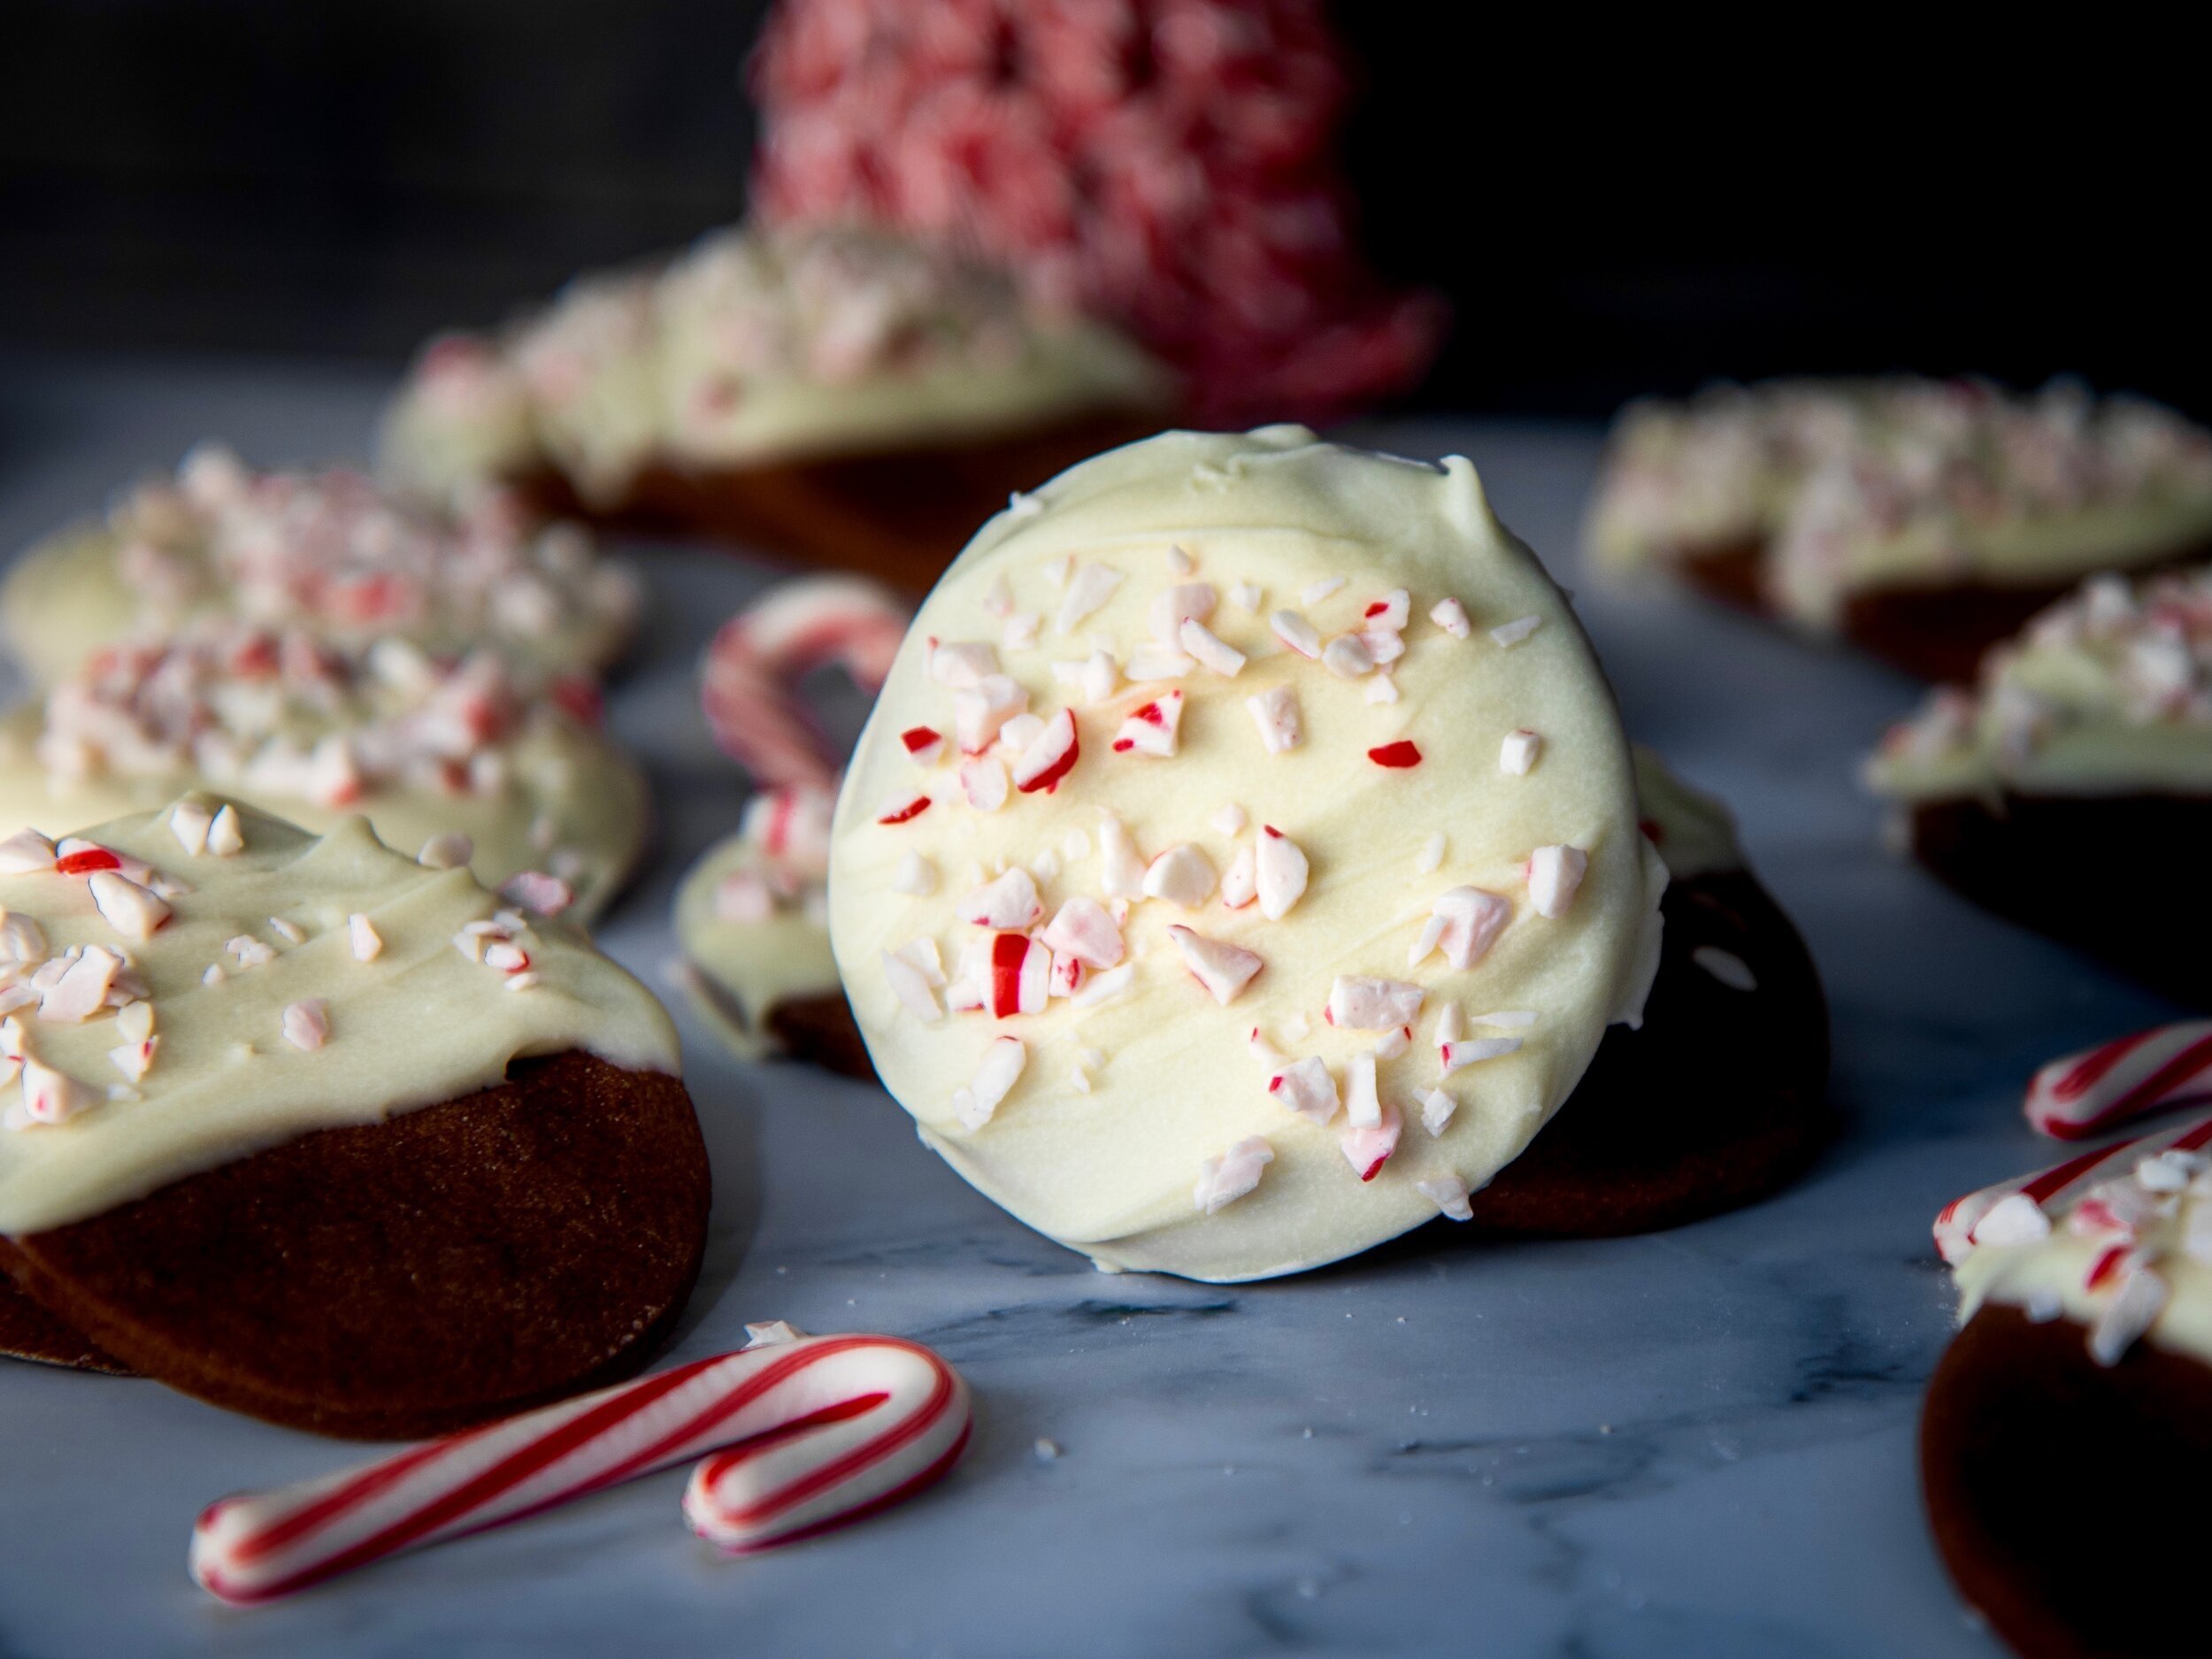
[1463, 867, 1832, 1234]
[0, 1274, 131, 1374]
[1921, 1303, 2209, 1659]
[1673, 538, 2212, 685]
[1905, 793, 2212, 1006]
[519, 409, 1161, 596]
[0, 1051, 708, 1440]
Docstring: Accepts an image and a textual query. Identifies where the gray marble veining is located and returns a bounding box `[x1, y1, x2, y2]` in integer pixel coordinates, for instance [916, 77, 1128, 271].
[0, 355, 2170, 1657]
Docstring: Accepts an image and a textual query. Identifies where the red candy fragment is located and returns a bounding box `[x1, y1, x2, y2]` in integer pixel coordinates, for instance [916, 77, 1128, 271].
[1367, 741, 1421, 769]
[879, 794, 932, 825]
[56, 849, 122, 876]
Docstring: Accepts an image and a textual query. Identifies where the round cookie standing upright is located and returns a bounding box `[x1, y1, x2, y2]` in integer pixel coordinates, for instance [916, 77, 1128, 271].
[829, 426, 1667, 1282]
[0, 797, 708, 1437]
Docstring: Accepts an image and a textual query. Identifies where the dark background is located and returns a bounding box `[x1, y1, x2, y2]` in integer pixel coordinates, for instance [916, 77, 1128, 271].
[2, 2, 2200, 420]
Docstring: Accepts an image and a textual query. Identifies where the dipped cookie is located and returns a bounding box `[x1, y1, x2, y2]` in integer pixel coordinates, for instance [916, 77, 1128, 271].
[674, 577, 908, 1071]
[380, 222, 1171, 594]
[826, 425, 1821, 1282]
[1924, 1110, 2212, 1658]
[1588, 377, 2212, 682]
[1867, 564, 2212, 1003]
[0, 618, 646, 923]
[2, 446, 639, 690]
[0, 798, 706, 1438]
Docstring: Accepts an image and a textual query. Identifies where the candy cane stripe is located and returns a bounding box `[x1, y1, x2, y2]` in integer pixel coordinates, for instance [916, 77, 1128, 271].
[2027, 1020, 2212, 1140]
[1934, 1110, 2212, 1264]
[191, 1335, 969, 1604]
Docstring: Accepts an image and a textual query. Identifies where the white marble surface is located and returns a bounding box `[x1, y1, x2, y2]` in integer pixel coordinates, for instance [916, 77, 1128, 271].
[0, 354, 2180, 1657]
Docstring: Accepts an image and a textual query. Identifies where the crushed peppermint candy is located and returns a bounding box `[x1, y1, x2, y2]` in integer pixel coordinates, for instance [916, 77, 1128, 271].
[1246, 686, 1302, 754]
[0, 831, 58, 875]
[280, 998, 330, 1051]
[1367, 741, 1421, 769]
[1111, 692, 1184, 757]
[88, 872, 172, 940]
[1525, 846, 1588, 918]
[1431, 598, 1471, 639]
[348, 913, 382, 961]
[1440, 1036, 1523, 1075]
[1415, 1173, 1474, 1220]
[1490, 616, 1542, 648]
[1499, 730, 1542, 775]
[1340, 1102, 1402, 1181]
[419, 833, 473, 870]
[1326, 976, 1425, 1031]
[1167, 926, 1262, 1005]
[954, 1036, 1026, 1129]
[1143, 844, 1218, 909]
[1268, 1056, 1340, 1125]
[1194, 1135, 1274, 1213]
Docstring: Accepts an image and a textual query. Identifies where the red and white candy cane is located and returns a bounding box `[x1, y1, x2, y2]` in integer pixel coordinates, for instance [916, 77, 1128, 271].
[701, 576, 911, 794]
[1932, 1111, 2212, 1265]
[2024, 1019, 2212, 1141]
[681, 1335, 970, 1553]
[189, 1333, 970, 1604]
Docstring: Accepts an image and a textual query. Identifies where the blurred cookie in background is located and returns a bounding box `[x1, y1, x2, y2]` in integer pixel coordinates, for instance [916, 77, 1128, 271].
[1587, 378, 2212, 683]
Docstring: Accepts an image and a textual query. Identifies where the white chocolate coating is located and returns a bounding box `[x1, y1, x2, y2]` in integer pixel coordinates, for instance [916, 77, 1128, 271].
[380, 223, 1171, 511]
[0, 797, 678, 1235]
[1867, 563, 2212, 801]
[673, 788, 839, 1058]
[1, 447, 639, 689]
[0, 629, 646, 924]
[829, 427, 1666, 1281]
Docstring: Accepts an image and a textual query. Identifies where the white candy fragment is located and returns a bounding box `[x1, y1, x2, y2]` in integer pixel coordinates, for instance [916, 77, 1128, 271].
[1268, 1056, 1340, 1125]
[1002, 612, 1040, 651]
[1150, 583, 1217, 641]
[1143, 845, 1217, 909]
[958, 868, 1043, 931]
[1692, 947, 1758, 991]
[892, 851, 938, 895]
[1270, 611, 1322, 657]
[39, 947, 123, 1024]
[1071, 963, 1134, 1009]
[109, 1033, 158, 1085]
[1431, 597, 1472, 639]
[1219, 844, 1257, 909]
[1321, 634, 1375, 678]
[1302, 577, 1345, 604]
[1111, 690, 1183, 757]
[19, 1056, 95, 1125]
[1010, 708, 1079, 793]
[997, 712, 1045, 755]
[1490, 615, 1541, 648]
[1166, 544, 1195, 575]
[1500, 729, 1542, 775]
[1098, 816, 1148, 898]
[1167, 926, 1263, 1005]
[980, 575, 1014, 617]
[1254, 827, 1310, 920]
[1364, 589, 1411, 630]
[0, 830, 57, 875]
[954, 1036, 1026, 1129]
[1434, 1002, 1463, 1045]
[1212, 803, 1248, 835]
[717, 872, 774, 924]
[1414, 833, 1446, 874]
[1340, 1101, 1402, 1180]
[1470, 1010, 1539, 1029]
[1056, 563, 1124, 633]
[419, 833, 473, 871]
[930, 641, 999, 687]
[88, 872, 171, 940]
[1417, 1087, 1458, 1137]
[1971, 1192, 2052, 1247]
[1229, 580, 1263, 612]
[960, 757, 1010, 811]
[2090, 1265, 2169, 1367]
[1425, 887, 1511, 971]
[1246, 685, 1302, 753]
[1440, 1037, 1522, 1075]
[1358, 626, 1405, 666]
[1248, 1027, 1285, 1066]
[1040, 898, 1125, 968]
[1326, 976, 1425, 1031]
[1416, 1173, 1474, 1221]
[742, 1319, 810, 1350]
[281, 998, 330, 1052]
[113, 1000, 154, 1044]
[347, 913, 382, 962]
[1194, 1135, 1274, 1214]
[953, 675, 1029, 753]
[267, 916, 307, 945]
[1179, 618, 1246, 678]
[168, 799, 215, 856]
[205, 804, 246, 856]
[1363, 673, 1400, 705]
[1525, 846, 1588, 918]
[883, 949, 945, 1024]
[1344, 1051, 1381, 1128]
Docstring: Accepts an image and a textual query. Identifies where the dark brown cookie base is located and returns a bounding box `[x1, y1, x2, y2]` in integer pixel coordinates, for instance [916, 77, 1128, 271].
[0, 1277, 133, 1374]
[1671, 535, 2212, 684]
[1463, 867, 1833, 1235]
[521, 409, 1164, 597]
[1907, 792, 2212, 1007]
[766, 991, 878, 1082]
[1922, 1303, 2212, 1659]
[0, 1051, 710, 1440]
